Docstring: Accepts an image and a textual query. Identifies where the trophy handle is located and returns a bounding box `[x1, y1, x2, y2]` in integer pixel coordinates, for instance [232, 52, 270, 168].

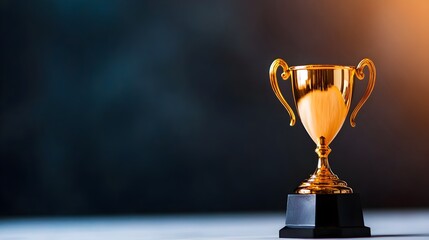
[350, 58, 376, 127]
[269, 58, 296, 126]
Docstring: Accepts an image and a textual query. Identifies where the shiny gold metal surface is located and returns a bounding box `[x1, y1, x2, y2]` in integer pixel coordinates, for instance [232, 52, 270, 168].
[269, 58, 376, 194]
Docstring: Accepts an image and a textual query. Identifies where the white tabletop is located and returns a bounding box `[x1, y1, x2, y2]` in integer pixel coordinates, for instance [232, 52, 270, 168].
[0, 210, 428, 240]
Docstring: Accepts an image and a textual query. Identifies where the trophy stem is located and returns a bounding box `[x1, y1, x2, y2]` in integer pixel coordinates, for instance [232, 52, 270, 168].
[295, 137, 353, 194]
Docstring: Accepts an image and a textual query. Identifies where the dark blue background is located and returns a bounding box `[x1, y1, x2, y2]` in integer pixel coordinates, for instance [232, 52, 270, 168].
[2, 0, 429, 215]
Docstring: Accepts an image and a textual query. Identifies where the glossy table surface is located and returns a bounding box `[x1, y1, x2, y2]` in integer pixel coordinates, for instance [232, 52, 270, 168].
[1, 210, 428, 240]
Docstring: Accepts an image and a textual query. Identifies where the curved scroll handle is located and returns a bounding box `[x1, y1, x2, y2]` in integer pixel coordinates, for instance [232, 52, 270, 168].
[269, 58, 296, 126]
[350, 58, 376, 127]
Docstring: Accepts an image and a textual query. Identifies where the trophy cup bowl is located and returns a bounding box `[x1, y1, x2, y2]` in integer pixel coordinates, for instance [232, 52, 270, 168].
[269, 58, 375, 238]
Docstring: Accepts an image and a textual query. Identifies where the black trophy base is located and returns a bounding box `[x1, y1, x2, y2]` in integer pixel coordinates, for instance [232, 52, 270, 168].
[279, 194, 370, 238]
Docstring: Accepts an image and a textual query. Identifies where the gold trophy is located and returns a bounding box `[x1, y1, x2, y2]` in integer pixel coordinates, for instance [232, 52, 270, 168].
[269, 58, 375, 238]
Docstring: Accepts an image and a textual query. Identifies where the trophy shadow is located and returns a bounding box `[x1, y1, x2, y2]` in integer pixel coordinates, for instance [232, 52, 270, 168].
[371, 233, 429, 238]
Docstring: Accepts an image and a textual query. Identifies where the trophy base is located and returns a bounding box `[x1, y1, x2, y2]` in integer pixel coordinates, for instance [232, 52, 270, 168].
[280, 226, 370, 238]
[279, 194, 370, 238]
